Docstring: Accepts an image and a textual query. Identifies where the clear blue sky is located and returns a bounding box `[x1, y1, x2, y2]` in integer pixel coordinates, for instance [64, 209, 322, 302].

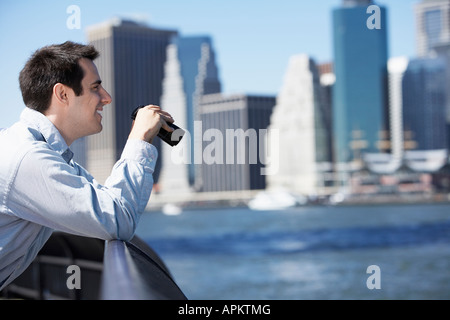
[0, 0, 418, 128]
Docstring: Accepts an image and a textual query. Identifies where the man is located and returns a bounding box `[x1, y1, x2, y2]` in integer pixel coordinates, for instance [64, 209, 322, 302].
[0, 41, 173, 290]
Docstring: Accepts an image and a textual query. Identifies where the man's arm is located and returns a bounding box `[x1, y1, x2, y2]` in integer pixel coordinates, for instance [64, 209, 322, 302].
[6, 139, 157, 241]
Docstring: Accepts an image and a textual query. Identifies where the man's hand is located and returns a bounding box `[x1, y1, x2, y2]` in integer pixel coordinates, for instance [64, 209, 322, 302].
[128, 105, 174, 144]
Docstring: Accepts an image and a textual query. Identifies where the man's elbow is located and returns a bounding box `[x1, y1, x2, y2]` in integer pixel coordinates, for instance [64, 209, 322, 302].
[107, 214, 139, 242]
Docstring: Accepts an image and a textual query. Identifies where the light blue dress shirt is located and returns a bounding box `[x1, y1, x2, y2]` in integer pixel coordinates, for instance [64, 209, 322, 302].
[0, 108, 158, 290]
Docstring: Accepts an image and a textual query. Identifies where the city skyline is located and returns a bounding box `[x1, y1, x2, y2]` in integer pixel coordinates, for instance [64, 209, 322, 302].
[0, 0, 418, 129]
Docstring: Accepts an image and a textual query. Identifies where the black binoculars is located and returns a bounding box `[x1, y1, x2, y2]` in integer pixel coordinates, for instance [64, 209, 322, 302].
[131, 105, 185, 147]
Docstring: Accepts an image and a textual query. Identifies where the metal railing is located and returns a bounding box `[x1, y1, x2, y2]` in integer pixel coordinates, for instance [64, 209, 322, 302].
[101, 238, 187, 300]
[0, 232, 187, 300]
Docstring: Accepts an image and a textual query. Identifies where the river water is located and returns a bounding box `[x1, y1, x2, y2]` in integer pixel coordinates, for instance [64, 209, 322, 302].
[135, 202, 450, 300]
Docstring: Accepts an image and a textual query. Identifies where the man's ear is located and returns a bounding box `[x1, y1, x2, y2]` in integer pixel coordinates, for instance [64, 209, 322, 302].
[53, 83, 69, 105]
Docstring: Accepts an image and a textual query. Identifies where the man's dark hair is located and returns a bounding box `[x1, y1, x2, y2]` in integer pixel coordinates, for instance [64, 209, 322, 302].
[19, 41, 99, 113]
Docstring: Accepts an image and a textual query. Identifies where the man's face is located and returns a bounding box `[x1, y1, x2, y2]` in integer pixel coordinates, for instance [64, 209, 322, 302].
[67, 58, 112, 140]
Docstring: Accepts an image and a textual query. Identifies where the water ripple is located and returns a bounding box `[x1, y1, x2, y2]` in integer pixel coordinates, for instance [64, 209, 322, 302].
[145, 220, 450, 256]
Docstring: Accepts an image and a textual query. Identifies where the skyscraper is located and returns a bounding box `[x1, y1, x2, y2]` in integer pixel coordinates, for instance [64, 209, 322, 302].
[415, 0, 450, 127]
[402, 57, 447, 151]
[199, 94, 275, 192]
[267, 54, 331, 195]
[332, 0, 390, 164]
[157, 35, 222, 194]
[415, 0, 450, 57]
[85, 19, 177, 184]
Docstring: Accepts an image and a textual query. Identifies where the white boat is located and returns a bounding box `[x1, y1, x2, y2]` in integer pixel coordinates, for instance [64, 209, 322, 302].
[248, 191, 307, 211]
[328, 192, 346, 205]
[162, 203, 183, 216]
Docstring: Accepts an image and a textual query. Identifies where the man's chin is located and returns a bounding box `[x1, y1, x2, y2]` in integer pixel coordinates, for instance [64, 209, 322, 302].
[89, 124, 103, 136]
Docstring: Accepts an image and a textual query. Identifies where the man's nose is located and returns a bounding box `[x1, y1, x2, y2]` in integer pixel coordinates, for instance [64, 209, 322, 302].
[101, 88, 112, 105]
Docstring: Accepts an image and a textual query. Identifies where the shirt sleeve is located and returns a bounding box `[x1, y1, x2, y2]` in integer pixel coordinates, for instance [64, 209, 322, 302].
[6, 139, 158, 241]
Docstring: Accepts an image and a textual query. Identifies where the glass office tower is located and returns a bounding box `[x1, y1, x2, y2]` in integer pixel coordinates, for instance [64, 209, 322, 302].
[402, 57, 447, 151]
[415, 0, 450, 133]
[332, 0, 389, 164]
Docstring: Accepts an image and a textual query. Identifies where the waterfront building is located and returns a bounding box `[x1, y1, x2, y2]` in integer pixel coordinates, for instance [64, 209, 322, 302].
[266, 54, 332, 196]
[158, 36, 222, 194]
[85, 18, 177, 184]
[433, 42, 450, 124]
[415, 0, 450, 58]
[199, 94, 275, 192]
[332, 0, 390, 165]
[402, 57, 448, 151]
[361, 57, 447, 177]
[415, 0, 450, 126]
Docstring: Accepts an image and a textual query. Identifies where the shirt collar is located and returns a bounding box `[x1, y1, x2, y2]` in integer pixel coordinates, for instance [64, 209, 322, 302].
[20, 108, 74, 164]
